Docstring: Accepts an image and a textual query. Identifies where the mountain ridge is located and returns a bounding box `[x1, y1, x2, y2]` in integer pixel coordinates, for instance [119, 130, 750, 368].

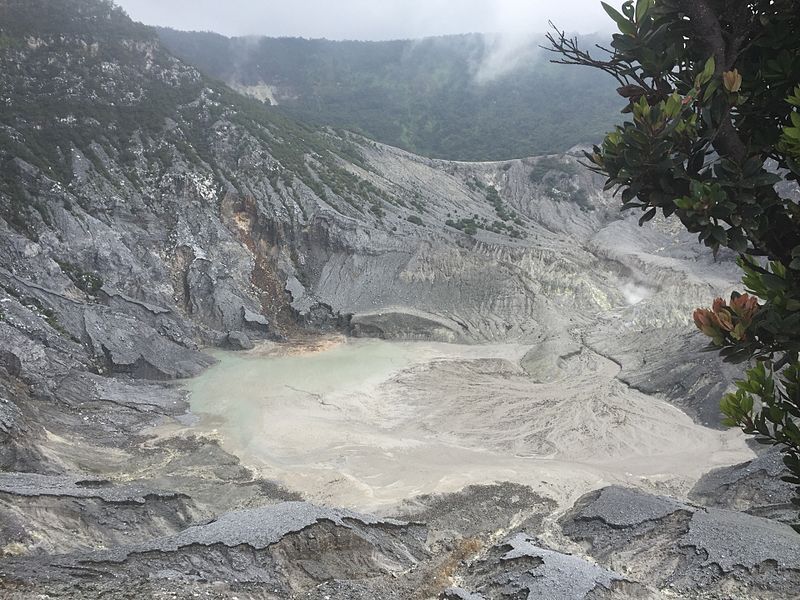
[157, 27, 621, 161]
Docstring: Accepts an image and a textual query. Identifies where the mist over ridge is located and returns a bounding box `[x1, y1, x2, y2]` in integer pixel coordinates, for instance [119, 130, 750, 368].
[158, 27, 620, 160]
[114, 0, 614, 41]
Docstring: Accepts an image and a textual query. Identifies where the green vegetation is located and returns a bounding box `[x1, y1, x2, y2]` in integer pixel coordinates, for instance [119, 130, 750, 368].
[157, 29, 621, 161]
[528, 157, 593, 210]
[0, 0, 208, 197]
[1, 283, 64, 334]
[550, 0, 800, 527]
[56, 260, 104, 296]
[1, 0, 147, 38]
[484, 186, 510, 221]
[446, 218, 479, 236]
[445, 212, 523, 239]
[543, 185, 594, 212]
[528, 156, 580, 183]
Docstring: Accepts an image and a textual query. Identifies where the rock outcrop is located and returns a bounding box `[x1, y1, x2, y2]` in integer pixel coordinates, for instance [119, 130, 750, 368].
[561, 486, 800, 598]
[443, 532, 658, 600]
[689, 449, 797, 522]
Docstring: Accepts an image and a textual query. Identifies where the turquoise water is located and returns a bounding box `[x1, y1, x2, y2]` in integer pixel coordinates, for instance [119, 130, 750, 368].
[185, 338, 431, 458]
[181, 337, 753, 511]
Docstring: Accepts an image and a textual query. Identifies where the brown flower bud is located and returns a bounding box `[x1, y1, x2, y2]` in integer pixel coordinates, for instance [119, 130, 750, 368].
[695, 293, 759, 344]
[723, 69, 742, 93]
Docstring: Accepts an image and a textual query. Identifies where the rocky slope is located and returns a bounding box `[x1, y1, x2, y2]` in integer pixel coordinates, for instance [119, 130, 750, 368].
[0, 1, 797, 598]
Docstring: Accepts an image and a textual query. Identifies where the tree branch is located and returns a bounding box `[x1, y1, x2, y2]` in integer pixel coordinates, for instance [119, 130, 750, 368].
[542, 24, 629, 88]
[676, 0, 747, 162]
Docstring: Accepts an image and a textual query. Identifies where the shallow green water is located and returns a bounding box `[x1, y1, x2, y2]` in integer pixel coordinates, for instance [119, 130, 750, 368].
[185, 338, 431, 458]
[182, 337, 752, 512]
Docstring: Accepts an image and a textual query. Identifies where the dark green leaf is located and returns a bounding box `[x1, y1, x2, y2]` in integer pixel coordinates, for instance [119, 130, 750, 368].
[639, 207, 657, 225]
[601, 2, 629, 27]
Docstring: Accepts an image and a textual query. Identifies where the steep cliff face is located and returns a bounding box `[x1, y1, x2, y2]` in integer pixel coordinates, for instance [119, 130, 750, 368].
[0, 1, 740, 356]
[2, 2, 796, 599]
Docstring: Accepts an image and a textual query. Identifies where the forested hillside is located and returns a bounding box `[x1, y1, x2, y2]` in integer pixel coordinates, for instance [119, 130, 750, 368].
[158, 29, 620, 161]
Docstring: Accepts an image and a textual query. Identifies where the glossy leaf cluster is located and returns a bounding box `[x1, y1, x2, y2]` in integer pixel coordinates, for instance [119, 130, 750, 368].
[549, 0, 800, 528]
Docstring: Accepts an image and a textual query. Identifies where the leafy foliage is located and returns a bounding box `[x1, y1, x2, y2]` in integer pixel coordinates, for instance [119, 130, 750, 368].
[549, 0, 800, 528]
[528, 156, 580, 183]
[157, 29, 621, 161]
[56, 260, 104, 296]
[445, 218, 479, 236]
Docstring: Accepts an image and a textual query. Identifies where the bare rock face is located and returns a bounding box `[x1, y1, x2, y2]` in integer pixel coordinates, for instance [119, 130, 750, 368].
[398, 483, 556, 548]
[442, 533, 645, 600]
[0, 501, 429, 598]
[0, 392, 38, 473]
[689, 449, 796, 522]
[585, 325, 742, 428]
[561, 486, 800, 599]
[84, 308, 216, 378]
[0, 473, 201, 555]
[225, 330, 254, 350]
[350, 307, 467, 342]
[0, 351, 21, 377]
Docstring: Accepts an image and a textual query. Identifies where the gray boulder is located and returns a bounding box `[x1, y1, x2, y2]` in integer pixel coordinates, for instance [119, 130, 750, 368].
[442, 533, 643, 600]
[689, 450, 796, 522]
[561, 486, 800, 599]
[224, 330, 254, 350]
[84, 308, 215, 379]
[242, 307, 270, 332]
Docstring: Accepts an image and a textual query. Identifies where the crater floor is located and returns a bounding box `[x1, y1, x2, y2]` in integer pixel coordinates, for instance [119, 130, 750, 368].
[182, 337, 752, 513]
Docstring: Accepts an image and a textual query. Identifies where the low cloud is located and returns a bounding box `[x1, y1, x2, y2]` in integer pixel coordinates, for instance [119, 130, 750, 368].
[472, 32, 542, 84]
[116, 0, 613, 41]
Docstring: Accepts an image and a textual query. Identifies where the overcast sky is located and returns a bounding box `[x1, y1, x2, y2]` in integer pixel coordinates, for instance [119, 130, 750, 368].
[114, 0, 612, 40]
